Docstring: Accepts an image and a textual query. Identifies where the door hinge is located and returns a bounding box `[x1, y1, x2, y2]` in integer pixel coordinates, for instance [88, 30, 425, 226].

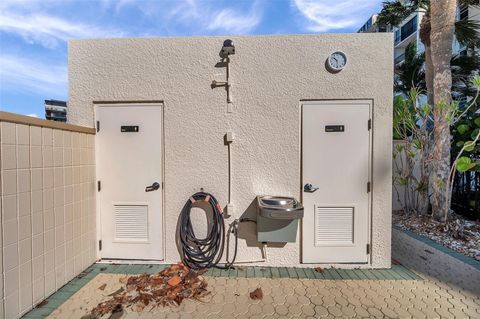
[97, 180, 101, 192]
[368, 119, 372, 130]
[367, 181, 371, 193]
[96, 121, 100, 132]
[99, 240, 102, 251]
[366, 243, 370, 254]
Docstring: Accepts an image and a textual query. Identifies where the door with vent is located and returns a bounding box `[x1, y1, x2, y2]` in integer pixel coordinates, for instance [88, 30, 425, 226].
[302, 100, 371, 263]
[96, 104, 163, 260]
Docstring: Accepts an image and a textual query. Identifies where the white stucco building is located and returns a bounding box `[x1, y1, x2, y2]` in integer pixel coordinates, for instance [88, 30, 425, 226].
[67, 34, 394, 269]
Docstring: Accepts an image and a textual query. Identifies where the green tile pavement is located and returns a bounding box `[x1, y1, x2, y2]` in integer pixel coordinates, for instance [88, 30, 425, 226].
[22, 262, 421, 318]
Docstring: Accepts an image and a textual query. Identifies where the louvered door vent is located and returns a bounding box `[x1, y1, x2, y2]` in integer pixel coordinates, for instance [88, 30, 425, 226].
[114, 205, 148, 242]
[315, 207, 354, 245]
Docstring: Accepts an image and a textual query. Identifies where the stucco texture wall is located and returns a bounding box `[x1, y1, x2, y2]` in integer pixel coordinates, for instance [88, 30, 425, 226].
[68, 34, 393, 268]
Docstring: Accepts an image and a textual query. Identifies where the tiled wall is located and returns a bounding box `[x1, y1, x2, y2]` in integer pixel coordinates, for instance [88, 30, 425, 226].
[1, 121, 96, 319]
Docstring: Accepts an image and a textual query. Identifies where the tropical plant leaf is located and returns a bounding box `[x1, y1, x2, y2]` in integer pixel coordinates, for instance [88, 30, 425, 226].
[456, 156, 476, 172]
[457, 124, 470, 135]
[464, 141, 476, 152]
[471, 128, 480, 140]
[471, 75, 480, 89]
[474, 117, 480, 128]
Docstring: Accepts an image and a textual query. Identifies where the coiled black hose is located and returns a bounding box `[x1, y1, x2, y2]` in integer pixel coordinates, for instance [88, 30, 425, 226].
[179, 192, 237, 270]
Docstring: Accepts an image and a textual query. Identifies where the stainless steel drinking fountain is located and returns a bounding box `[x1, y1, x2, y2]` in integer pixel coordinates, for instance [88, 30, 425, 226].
[256, 196, 304, 243]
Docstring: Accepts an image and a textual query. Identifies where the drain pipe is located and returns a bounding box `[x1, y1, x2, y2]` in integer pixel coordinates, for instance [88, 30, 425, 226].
[224, 132, 268, 265]
[225, 132, 234, 216]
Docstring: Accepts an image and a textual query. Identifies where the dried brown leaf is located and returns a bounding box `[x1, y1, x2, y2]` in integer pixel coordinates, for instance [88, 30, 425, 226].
[314, 267, 324, 273]
[391, 259, 401, 265]
[249, 288, 263, 300]
[167, 275, 182, 287]
[108, 287, 124, 296]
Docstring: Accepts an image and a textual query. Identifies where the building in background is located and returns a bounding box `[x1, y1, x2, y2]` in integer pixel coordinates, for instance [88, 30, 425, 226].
[358, 4, 479, 66]
[357, 14, 389, 33]
[45, 99, 67, 122]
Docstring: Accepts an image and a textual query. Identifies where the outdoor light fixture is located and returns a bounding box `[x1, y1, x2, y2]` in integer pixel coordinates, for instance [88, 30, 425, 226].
[212, 39, 235, 107]
[221, 39, 235, 56]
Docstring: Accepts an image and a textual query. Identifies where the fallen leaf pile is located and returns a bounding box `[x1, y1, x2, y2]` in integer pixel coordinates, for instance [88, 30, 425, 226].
[86, 263, 209, 318]
[393, 211, 480, 260]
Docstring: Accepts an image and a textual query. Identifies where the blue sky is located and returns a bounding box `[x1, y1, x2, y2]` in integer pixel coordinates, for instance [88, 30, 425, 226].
[0, 0, 383, 117]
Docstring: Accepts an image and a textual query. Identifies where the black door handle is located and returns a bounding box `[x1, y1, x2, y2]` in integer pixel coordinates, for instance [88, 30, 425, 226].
[304, 183, 319, 193]
[145, 182, 160, 192]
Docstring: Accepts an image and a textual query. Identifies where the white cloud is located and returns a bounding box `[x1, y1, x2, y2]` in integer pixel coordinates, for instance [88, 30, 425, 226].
[27, 113, 39, 117]
[166, 0, 262, 34]
[0, 12, 126, 48]
[207, 7, 261, 34]
[0, 55, 67, 95]
[292, 0, 380, 32]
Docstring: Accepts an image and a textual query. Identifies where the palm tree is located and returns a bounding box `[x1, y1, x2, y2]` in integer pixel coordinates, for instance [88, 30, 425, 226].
[377, 0, 479, 104]
[395, 42, 425, 95]
[430, 0, 457, 221]
[377, 0, 480, 220]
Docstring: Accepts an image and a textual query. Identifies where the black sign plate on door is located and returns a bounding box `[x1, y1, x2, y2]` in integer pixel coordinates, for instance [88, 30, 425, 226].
[121, 126, 139, 132]
[325, 125, 344, 132]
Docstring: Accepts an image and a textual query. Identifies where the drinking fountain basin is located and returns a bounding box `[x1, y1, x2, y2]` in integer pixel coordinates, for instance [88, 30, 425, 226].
[257, 196, 304, 220]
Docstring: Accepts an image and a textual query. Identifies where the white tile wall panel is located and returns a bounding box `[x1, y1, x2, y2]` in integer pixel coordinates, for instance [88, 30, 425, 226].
[2, 170, 17, 195]
[4, 291, 19, 319]
[30, 126, 41, 146]
[19, 239, 32, 265]
[53, 130, 63, 147]
[1, 122, 16, 144]
[17, 145, 30, 169]
[16, 124, 29, 145]
[3, 243, 18, 270]
[18, 192, 30, 217]
[42, 146, 53, 168]
[43, 168, 53, 189]
[31, 191, 43, 213]
[1, 145, 16, 169]
[3, 220, 18, 246]
[18, 215, 31, 240]
[42, 128, 52, 146]
[30, 146, 42, 168]
[32, 212, 43, 236]
[4, 267, 19, 296]
[2, 195, 16, 221]
[33, 278, 45, 303]
[1, 119, 96, 319]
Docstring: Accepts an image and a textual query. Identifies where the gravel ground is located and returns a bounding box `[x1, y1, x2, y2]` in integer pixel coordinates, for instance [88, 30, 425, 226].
[393, 211, 480, 261]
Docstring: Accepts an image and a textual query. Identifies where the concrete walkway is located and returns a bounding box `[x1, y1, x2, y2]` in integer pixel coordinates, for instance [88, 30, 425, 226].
[42, 271, 479, 319]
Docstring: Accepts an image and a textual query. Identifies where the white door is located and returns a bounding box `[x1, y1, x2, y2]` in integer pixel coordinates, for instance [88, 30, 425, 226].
[96, 104, 163, 260]
[302, 100, 371, 263]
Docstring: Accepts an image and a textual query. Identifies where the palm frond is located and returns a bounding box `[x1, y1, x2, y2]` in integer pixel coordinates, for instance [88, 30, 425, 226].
[410, 0, 430, 10]
[455, 19, 480, 48]
[395, 42, 426, 94]
[451, 54, 480, 98]
[459, 0, 479, 6]
[377, 1, 415, 27]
